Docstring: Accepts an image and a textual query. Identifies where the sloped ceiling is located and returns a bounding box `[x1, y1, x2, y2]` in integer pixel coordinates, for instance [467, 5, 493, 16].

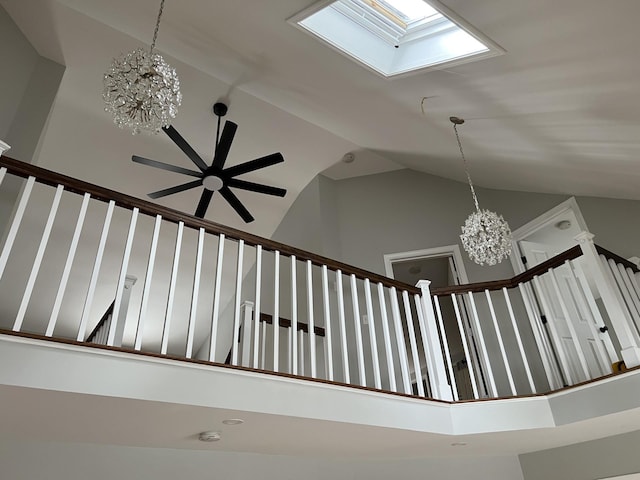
[2, 0, 640, 237]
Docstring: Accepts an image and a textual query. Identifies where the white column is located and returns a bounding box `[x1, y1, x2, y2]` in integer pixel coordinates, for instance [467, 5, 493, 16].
[416, 280, 453, 401]
[576, 232, 640, 367]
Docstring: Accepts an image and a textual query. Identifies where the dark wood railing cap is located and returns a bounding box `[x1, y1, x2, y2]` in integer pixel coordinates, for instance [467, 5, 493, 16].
[0, 156, 420, 294]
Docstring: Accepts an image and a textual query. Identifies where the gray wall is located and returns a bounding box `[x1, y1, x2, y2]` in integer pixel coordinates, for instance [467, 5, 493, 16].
[0, 5, 64, 162]
[519, 429, 640, 480]
[276, 168, 640, 283]
[0, 5, 65, 240]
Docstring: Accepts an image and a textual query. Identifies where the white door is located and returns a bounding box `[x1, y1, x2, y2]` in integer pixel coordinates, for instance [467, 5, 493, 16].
[520, 240, 608, 382]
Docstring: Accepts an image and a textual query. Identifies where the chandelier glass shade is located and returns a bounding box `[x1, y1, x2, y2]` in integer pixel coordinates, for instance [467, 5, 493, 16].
[102, 0, 181, 134]
[451, 117, 512, 266]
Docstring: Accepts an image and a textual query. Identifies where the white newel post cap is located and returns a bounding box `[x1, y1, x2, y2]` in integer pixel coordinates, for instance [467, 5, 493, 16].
[0, 140, 11, 156]
[416, 279, 432, 290]
[574, 231, 595, 243]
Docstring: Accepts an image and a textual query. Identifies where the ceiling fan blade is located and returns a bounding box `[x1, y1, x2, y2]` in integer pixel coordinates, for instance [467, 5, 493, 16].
[162, 126, 209, 172]
[132, 156, 203, 178]
[220, 186, 254, 223]
[224, 152, 284, 178]
[194, 189, 214, 218]
[227, 178, 286, 197]
[148, 179, 203, 199]
[212, 121, 238, 170]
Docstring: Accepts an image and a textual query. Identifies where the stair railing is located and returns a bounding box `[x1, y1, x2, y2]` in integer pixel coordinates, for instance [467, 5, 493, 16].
[0, 156, 452, 401]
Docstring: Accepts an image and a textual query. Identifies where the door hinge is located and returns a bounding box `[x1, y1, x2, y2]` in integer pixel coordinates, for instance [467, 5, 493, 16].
[540, 315, 548, 324]
[599, 325, 609, 333]
[521, 255, 528, 265]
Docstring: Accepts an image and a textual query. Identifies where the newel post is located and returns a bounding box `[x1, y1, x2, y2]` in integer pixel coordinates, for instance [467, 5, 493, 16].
[416, 280, 454, 401]
[575, 232, 640, 368]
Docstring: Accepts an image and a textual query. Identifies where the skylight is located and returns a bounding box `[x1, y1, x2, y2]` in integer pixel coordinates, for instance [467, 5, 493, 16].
[289, 0, 503, 77]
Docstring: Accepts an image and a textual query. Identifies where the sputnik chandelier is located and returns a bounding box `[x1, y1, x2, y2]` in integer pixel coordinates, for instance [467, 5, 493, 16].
[451, 116, 512, 266]
[103, 0, 182, 134]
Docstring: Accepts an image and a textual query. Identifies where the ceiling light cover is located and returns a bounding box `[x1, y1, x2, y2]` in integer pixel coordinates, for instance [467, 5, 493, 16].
[452, 117, 512, 266]
[103, 0, 182, 134]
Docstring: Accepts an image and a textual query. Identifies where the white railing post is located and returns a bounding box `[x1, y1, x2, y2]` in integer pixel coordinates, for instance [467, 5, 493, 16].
[416, 280, 453, 401]
[575, 231, 640, 367]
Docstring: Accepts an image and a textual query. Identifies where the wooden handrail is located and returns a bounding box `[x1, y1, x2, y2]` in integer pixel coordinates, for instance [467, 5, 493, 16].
[431, 245, 583, 295]
[0, 156, 420, 294]
[596, 245, 640, 273]
[259, 313, 326, 337]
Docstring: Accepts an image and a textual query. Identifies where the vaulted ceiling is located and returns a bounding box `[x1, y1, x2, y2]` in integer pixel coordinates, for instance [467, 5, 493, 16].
[3, 0, 640, 237]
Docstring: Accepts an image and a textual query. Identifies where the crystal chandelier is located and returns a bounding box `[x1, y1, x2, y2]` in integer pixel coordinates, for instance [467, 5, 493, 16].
[103, 0, 182, 134]
[451, 117, 512, 266]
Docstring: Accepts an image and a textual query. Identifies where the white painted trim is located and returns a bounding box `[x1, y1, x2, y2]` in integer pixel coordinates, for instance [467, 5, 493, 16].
[509, 197, 590, 274]
[384, 244, 469, 285]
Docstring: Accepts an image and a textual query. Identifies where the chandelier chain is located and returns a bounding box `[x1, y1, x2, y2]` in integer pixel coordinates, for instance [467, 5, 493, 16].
[150, 0, 166, 53]
[453, 123, 480, 212]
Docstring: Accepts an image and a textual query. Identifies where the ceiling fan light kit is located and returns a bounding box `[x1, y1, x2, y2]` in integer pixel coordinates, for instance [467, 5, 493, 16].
[103, 0, 182, 134]
[132, 102, 287, 223]
[451, 116, 512, 266]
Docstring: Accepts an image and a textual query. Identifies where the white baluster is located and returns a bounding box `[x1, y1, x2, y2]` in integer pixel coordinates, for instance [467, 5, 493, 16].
[451, 293, 479, 399]
[134, 214, 162, 351]
[208, 234, 226, 361]
[503, 288, 536, 393]
[573, 263, 619, 365]
[610, 259, 640, 331]
[567, 261, 611, 375]
[76, 200, 115, 341]
[623, 266, 640, 322]
[389, 287, 411, 394]
[336, 271, 350, 384]
[467, 291, 498, 397]
[0, 167, 6, 185]
[547, 268, 591, 380]
[518, 282, 560, 390]
[298, 328, 305, 376]
[291, 255, 297, 375]
[532, 275, 573, 385]
[240, 301, 254, 367]
[416, 281, 453, 401]
[186, 228, 205, 359]
[14, 185, 63, 332]
[433, 295, 457, 400]
[260, 320, 266, 369]
[378, 282, 396, 392]
[322, 265, 334, 381]
[351, 274, 367, 386]
[306, 260, 317, 378]
[484, 289, 517, 396]
[273, 250, 280, 372]
[231, 240, 245, 366]
[0, 176, 35, 281]
[364, 279, 381, 389]
[576, 232, 640, 367]
[161, 221, 183, 355]
[413, 295, 433, 398]
[252, 245, 262, 368]
[402, 290, 423, 397]
[47, 193, 91, 337]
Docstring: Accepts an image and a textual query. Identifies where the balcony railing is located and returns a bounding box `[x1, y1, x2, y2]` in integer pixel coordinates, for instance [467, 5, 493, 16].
[1, 155, 639, 402]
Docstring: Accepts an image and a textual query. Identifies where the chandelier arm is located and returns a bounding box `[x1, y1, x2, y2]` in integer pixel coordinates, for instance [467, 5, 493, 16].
[150, 0, 166, 54]
[453, 123, 480, 212]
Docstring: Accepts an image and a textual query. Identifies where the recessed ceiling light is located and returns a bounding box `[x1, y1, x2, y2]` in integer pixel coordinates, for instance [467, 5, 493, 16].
[222, 418, 244, 425]
[450, 441, 467, 446]
[198, 431, 221, 442]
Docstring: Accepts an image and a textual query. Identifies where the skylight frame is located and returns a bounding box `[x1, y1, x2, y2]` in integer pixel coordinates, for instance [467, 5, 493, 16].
[288, 0, 505, 78]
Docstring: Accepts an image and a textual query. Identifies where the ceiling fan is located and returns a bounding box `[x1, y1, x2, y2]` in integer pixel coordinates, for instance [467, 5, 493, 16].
[132, 102, 286, 223]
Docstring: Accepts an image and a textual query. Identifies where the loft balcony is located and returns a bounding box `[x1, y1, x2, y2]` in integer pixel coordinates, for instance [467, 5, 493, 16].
[2, 154, 640, 464]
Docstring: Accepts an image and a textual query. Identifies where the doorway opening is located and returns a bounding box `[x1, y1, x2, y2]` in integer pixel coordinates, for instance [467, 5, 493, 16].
[384, 245, 484, 399]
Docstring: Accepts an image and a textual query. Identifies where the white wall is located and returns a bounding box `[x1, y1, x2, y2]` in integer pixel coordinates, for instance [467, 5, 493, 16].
[519, 429, 640, 480]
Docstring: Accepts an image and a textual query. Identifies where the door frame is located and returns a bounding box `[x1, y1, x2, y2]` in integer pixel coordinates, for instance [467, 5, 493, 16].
[510, 197, 590, 274]
[383, 244, 469, 285]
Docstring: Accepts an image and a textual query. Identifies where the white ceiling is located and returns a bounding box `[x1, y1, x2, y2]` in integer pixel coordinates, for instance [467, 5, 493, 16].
[3, 0, 640, 238]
